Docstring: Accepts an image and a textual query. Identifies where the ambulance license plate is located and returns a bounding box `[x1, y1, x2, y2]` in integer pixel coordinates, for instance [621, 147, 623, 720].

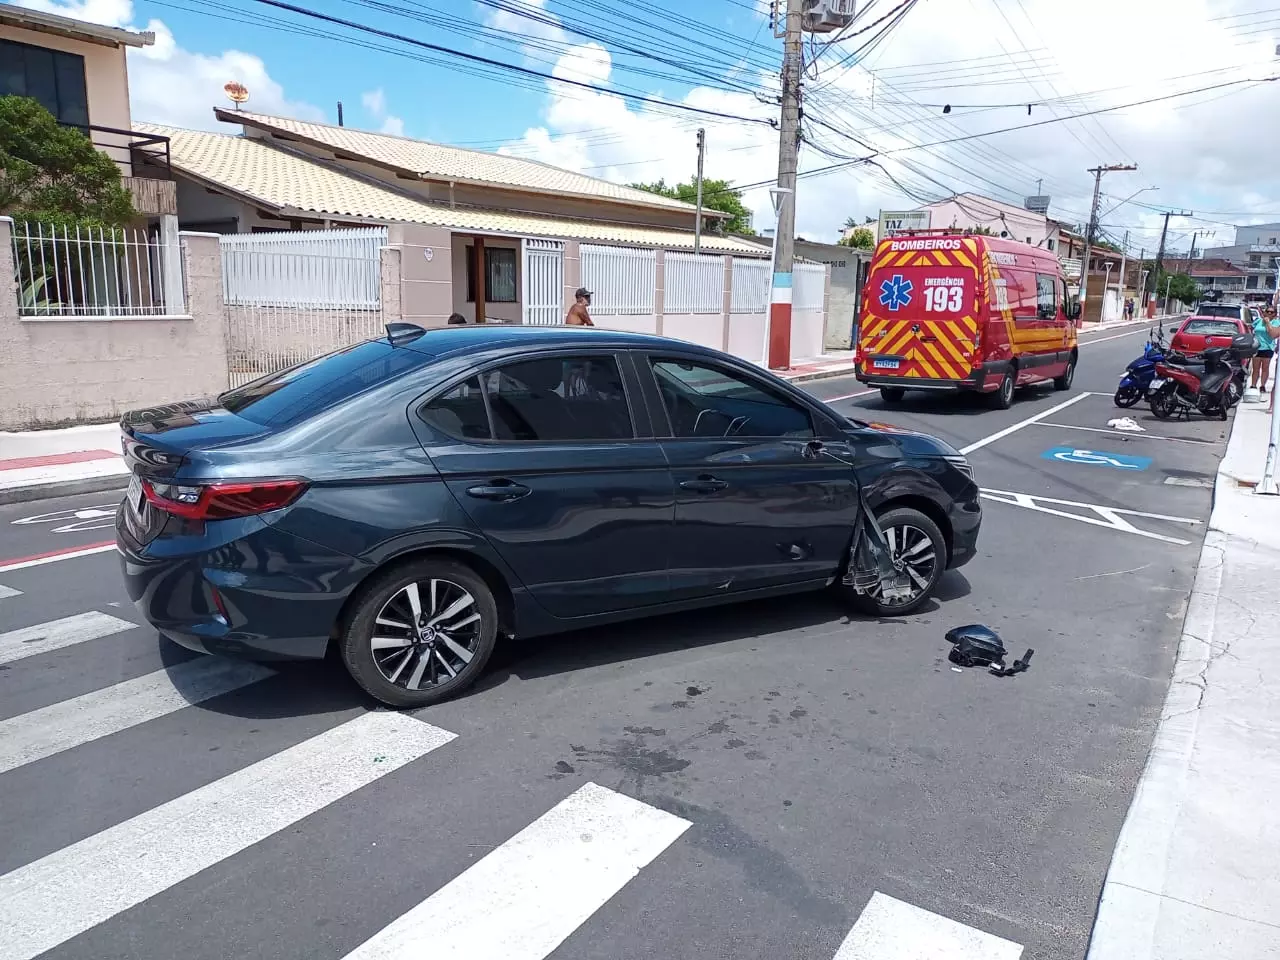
[873, 358, 901, 370]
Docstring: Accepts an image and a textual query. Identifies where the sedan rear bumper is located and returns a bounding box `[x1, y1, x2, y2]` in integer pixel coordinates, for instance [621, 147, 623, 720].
[117, 511, 366, 661]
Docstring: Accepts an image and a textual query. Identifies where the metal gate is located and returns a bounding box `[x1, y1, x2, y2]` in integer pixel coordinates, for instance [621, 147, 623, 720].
[220, 228, 385, 387]
[523, 238, 564, 326]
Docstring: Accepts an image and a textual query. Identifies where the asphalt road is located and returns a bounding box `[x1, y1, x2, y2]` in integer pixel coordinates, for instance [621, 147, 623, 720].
[0, 323, 1221, 960]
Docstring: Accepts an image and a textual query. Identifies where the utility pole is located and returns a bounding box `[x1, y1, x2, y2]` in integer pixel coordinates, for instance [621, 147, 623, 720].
[1149, 210, 1193, 317]
[766, 0, 803, 370]
[693, 128, 706, 255]
[1079, 163, 1137, 321]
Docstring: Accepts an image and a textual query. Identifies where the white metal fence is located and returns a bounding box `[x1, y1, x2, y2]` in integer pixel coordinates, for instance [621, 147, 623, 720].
[220, 227, 386, 307]
[220, 229, 385, 388]
[523, 238, 565, 326]
[665, 251, 725, 314]
[580, 244, 656, 315]
[794, 263, 827, 312]
[730, 258, 770, 313]
[11, 221, 183, 317]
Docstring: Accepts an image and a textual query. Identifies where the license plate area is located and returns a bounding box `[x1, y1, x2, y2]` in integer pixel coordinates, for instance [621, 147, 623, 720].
[1149, 378, 1165, 389]
[127, 474, 145, 517]
[873, 358, 902, 370]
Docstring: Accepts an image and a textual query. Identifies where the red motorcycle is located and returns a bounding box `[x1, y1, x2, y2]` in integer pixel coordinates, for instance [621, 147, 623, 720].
[1149, 342, 1248, 421]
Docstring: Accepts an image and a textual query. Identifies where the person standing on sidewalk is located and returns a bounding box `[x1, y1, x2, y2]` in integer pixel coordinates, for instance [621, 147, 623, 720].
[566, 288, 594, 326]
[1252, 306, 1280, 398]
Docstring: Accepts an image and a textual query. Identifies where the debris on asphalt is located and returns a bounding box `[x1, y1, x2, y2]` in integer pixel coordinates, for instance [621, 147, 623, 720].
[991, 649, 1035, 678]
[945, 624, 1007, 668]
[1107, 417, 1145, 432]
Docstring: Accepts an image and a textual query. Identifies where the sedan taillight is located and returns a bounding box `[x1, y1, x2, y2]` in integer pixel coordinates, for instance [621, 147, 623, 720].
[143, 479, 307, 520]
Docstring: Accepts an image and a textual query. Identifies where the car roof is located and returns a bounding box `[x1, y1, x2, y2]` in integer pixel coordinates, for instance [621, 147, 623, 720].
[399, 324, 731, 361]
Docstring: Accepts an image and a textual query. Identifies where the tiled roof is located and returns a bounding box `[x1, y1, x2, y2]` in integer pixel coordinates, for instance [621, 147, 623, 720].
[136, 124, 768, 256]
[212, 109, 717, 218]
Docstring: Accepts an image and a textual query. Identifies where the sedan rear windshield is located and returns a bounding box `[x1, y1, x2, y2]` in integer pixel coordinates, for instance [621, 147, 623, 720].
[1183, 319, 1241, 336]
[219, 340, 434, 428]
[1195, 304, 1243, 319]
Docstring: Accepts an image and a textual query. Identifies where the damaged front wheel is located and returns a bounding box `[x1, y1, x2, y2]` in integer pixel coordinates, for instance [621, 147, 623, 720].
[844, 507, 946, 617]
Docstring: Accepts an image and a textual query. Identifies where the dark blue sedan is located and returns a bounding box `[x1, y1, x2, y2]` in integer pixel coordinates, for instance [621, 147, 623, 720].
[117, 325, 980, 707]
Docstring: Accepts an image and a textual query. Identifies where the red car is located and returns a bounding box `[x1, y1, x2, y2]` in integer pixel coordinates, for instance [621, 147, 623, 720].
[1170, 315, 1250, 354]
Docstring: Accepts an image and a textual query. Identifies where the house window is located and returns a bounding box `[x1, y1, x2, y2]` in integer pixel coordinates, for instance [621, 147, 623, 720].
[1047, 238, 1056, 251]
[466, 246, 518, 303]
[0, 39, 89, 127]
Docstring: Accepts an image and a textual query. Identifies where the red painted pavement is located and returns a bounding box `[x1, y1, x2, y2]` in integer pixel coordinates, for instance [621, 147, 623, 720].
[0, 449, 120, 471]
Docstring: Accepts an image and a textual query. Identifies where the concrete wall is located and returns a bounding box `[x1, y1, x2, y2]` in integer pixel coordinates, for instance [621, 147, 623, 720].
[0, 22, 134, 175]
[727, 313, 766, 362]
[387, 223, 454, 327]
[0, 220, 228, 429]
[449, 234, 521, 323]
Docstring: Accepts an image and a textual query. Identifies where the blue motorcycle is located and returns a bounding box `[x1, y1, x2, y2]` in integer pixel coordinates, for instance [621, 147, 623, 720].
[1114, 335, 1168, 407]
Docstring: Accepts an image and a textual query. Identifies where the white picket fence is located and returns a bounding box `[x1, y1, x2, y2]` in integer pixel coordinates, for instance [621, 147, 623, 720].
[664, 252, 725, 314]
[794, 263, 827, 312]
[580, 244, 656, 315]
[731, 258, 770, 313]
[220, 227, 386, 308]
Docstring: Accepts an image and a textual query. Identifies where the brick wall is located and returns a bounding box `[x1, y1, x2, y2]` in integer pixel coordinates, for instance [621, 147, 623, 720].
[0, 218, 229, 430]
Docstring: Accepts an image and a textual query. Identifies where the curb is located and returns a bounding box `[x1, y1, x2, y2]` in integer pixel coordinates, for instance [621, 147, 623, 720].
[0, 475, 130, 506]
[784, 366, 857, 385]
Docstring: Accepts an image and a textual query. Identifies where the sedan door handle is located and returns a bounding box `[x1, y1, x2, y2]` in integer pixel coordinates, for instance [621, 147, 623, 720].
[466, 479, 531, 502]
[679, 475, 729, 494]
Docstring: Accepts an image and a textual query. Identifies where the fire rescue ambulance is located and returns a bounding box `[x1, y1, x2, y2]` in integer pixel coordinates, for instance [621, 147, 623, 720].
[855, 232, 1081, 409]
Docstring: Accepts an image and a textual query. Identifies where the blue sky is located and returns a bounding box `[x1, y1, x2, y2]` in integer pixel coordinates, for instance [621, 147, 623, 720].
[11, 0, 1280, 244]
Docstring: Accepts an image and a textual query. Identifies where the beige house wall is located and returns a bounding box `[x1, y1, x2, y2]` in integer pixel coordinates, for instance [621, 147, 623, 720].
[0, 221, 227, 429]
[0, 22, 134, 174]
[388, 223, 454, 327]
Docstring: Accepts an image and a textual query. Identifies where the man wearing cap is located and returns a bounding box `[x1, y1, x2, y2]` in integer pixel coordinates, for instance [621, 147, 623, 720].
[566, 288, 595, 326]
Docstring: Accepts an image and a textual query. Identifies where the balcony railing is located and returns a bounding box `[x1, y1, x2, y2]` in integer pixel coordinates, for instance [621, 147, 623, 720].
[58, 122, 175, 217]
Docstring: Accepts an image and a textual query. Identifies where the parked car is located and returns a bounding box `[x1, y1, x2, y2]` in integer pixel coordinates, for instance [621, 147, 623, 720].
[117, 326, 981, 707]
[1170, 314, 1251, 355]
[1192, 301, 1251, 325]
[855, 232, 1080, 409]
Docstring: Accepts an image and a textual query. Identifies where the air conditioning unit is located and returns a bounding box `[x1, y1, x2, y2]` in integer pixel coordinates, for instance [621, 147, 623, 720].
[802, 0, 856, 33]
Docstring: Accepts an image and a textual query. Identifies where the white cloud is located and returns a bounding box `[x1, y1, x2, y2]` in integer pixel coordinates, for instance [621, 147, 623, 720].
[15, 0, 324, 131]
[500, 0, 1280, 248]
[360, 87, 405, 138]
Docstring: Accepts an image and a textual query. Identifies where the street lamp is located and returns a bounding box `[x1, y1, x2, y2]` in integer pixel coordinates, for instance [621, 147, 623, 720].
[1099, 185, 1158, 220]
[762, 186, 793, 365]
[1104, 262, 1114, 321]
[1164, 275, 1173, 313]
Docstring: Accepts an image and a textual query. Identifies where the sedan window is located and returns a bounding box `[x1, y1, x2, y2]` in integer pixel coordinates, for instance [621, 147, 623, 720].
[485, 356, 634, 442]
[651, 359, 814, 439]
[1183, 319, 1241, 336]
[419, 377, 490, 440]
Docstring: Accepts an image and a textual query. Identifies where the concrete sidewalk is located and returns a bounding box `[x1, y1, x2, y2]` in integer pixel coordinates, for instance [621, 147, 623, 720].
[0, 423, 127, 505]
[1087, 400, 1280, 959]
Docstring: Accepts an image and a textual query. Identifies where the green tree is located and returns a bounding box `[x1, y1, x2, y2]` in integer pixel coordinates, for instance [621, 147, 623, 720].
[840, 226, 876, 249]
[0, 95, 135, 227]
[1164, 272, 1200, 305]
[964, 224, 994, 236]
[631, 177, 754, 235]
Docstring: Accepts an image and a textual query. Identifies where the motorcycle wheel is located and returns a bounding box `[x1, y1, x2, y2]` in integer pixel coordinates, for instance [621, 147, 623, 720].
[1150, 389, 1177, 420]
[1114, 385, 1141, 408]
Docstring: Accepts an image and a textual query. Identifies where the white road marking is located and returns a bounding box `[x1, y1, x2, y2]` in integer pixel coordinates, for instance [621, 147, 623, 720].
[1032, 421, 1217, 446]
[0, 584, 21, 600]
[0, 543, 117, 574]
[0, 611, 136, 667]
[833, 891, 1023, 960]
[0, 712, 457, 960]
[980, 488, 1202, 545]
[825, 389, 876, 402]
[342, 781, 691, 960]
[0, 658, 276, 775]
[959, 392, 1094, 455]
[1164, 476, 1215, 488]
[1079, 328, 1151, 346]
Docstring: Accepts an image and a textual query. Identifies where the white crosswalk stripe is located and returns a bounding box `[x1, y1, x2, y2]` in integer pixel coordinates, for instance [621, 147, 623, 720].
[0, 584, 21, 600]
[834, 892, 1023, 960]
[0, 610, 136, 666]
[0, 658, 276, 775]
[0, 711, 457, 960]
[342, 781, 691, 960]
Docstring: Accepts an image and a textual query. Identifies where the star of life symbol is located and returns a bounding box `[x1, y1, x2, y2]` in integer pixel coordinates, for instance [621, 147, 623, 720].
[879, 274, 913, 311]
